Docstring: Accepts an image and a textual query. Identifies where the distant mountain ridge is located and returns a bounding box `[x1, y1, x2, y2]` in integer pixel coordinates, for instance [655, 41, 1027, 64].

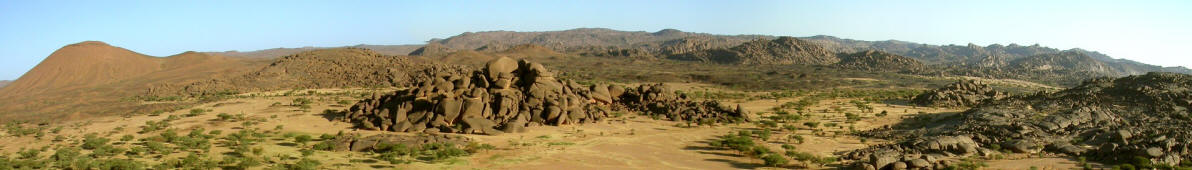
[205, 44, 422, 59]
[0, 80, 10, 89]
[420, 28, 1191, 76]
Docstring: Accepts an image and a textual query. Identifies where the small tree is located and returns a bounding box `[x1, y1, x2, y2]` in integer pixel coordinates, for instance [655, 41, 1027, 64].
[294, 135, 312, 146]
[762, 153, 789, 167]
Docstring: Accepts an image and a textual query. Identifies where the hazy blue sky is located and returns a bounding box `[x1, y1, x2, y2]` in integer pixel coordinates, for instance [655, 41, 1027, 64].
[1, 0, 1189, 80]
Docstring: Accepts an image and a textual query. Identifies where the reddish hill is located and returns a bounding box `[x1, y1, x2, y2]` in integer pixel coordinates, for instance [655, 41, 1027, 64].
[0, 41, 268, 121]
[0, 41, 161, 96]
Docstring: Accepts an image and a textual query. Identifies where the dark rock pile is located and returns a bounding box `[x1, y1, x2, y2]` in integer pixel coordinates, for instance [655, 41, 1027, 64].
[342, 57, 617, 135]
[340, 57, 748, 135]
[846, 72, 1192, 168]
[618, 83, 749, 124]
[911, 79, 1007, 107]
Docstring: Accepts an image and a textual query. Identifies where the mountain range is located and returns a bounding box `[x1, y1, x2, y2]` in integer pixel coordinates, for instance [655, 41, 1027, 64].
[1, 28, 1188, 121]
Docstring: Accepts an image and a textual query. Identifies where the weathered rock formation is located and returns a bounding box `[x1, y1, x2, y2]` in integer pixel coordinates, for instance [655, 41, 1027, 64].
[848, 72, 1192, 168]
[911, 80, 1007, 107]
[342, 57, 617, 135]
[670, 36, 838, 65]
[618, 83, 749, 124]
[836, 50, 925, 71]
[341, 57, 748, 135]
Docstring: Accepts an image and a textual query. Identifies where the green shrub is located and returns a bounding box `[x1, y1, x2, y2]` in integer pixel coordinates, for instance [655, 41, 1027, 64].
[217, 113, 237, 121]
[186, 108, 207, 117]
[145, 141, 173, 154]
[139, 120, 169, 133]
[421, 143, 469, 162]
[762, 153, 788, 167]
[294, 135, 313, 145]
[286, 158, 321, 170]
[757, 129, 772, 141]
[81, 134, 111, 150]
[299, 149, 314, 157]
[90, 145, 126, 158]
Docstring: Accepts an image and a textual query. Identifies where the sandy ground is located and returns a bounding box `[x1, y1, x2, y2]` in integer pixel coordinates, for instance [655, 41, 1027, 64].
[0, 87, 1085, 169]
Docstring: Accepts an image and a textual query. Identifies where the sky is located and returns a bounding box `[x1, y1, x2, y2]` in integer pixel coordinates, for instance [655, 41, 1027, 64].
[1, 0, 1189, 80]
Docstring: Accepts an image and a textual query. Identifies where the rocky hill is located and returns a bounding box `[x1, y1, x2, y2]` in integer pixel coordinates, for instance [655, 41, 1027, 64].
[849, 72, 1192, 168]
[0, 80, 10, 89]
[1007, 51, 1115, 75]
[670, 36, 839, 65]
[835, 50, 925, 71]
[155, 48, 467, 97]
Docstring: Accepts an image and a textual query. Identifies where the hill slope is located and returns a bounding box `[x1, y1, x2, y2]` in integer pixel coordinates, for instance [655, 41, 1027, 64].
[155, 48, 467, 97]
[670, 36, 838, 65]
[0, 41, 268, 121]
[0, 41, 161, 96]
[836, 50, 925, 71]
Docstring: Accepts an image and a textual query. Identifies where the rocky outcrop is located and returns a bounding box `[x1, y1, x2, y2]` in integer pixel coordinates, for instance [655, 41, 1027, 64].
[342, 57, 615, 135]
[835, 50, 925, 71]
[1008, 51, 1115, 75]
[670, 36, 838, 65]
[849, 72, 1192, 167]
[911, 80, 1008, 107]
[341, 57, 748, 135]
[618, 83, 749, 124]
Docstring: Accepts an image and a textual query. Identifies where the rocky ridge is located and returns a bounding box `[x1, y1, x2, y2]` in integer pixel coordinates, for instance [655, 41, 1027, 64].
[911, 80, 1008, 107]
[849, 72, 1192, 169]
[670, 36, 838, 65]
[836, 50, 926, 72]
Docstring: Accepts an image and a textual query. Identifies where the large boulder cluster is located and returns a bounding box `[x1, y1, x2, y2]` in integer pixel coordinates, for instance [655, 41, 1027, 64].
[342, 57, 619, 135]
[847, 72, 1192, 168]
[340, 57, 749, 135]
[618, 83, 749, 124]
[911, 79, 1007, 107]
